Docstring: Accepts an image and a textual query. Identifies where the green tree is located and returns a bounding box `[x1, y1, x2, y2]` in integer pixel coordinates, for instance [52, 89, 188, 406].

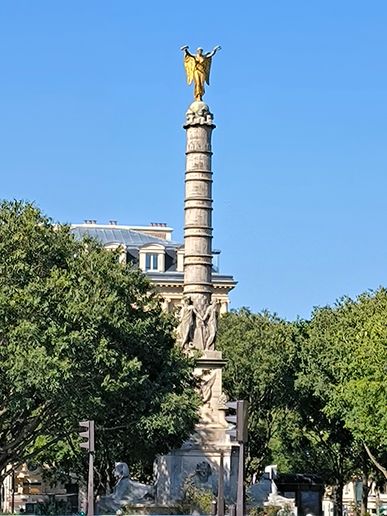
[217, 309, 361, 516]
[271, 384, 360, 516]
[217, 308, 299, 478]
[298, 290, 387, 514]
[0, 201, 199, 489]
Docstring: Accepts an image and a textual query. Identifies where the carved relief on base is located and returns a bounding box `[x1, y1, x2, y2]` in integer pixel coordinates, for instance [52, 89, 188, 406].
[193, 367, 230, 430]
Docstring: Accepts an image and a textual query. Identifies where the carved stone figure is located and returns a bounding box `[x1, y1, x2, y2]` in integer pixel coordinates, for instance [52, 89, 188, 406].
[178, 296, 195, 348]
[185, 461, 215, 494]
[181, 45, 221, 101]
[96, 462, 154, 513]
[178, 297, 222, 352]
[200, 369, 216, 404]
[193, 300, 206, 350]
[203, 300, 220, 350]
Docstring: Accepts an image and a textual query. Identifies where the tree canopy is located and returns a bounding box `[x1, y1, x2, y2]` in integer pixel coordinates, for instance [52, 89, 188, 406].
[0, 201, 199, 488]
[218, 292, 387, 514]
[300, 289, 387, 478]
[217, 308, 299, 478]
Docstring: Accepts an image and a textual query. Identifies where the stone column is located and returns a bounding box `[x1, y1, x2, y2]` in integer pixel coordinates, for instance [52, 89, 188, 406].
[182, 100, 229, 439]
[183, 100, 215, 349]
[155, 100, 236, 505]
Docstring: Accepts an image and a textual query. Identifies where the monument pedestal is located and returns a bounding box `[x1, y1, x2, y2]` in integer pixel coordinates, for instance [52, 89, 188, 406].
[155, 442, 238, 504]
[155, 350, 238, 504]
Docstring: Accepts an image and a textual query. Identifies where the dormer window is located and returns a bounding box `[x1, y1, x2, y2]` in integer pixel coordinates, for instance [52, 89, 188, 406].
[177, 247, 185, 272]
[145, 253, 159, 271]
[139, 244, 165, 273]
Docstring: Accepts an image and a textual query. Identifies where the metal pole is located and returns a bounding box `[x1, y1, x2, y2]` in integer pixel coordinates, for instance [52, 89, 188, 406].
[236, 442, 245, 516]
[87, 452, 94, 516]
[87, 421, 95, 516]
[218, 451, 225, 516]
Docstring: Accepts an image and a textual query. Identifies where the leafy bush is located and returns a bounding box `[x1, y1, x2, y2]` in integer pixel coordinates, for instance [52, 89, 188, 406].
[177, 483, 215, 514]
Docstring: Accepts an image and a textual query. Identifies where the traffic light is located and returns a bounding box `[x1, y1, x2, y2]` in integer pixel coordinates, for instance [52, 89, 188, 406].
[78, 421, 95, 516]
[225, 400, 249, 516]
[225, 400, 249, 443]
[225, 401, 238, 440]
[79, 420, 95, 453]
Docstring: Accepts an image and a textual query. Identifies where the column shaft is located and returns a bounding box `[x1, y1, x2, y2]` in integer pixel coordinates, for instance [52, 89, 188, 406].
[184, 123, 215, 309]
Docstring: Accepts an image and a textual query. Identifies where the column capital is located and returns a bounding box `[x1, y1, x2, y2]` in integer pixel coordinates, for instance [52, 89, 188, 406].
[184, 101, 216, 128]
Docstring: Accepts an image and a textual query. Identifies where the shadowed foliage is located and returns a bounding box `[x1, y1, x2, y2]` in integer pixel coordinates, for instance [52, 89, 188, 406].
[0, 200, 200, 491]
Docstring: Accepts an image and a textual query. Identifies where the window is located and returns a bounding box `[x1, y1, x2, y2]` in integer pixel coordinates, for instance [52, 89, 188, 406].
[177, 248, 185, 272]
[212, 251, 220, 273]
[145, 253, 159, 271]
[139, 245, 165, 272]
[23, 482, 42, 495]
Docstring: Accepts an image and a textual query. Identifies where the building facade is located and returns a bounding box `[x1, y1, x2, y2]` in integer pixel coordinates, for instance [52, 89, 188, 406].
[1, 464, 78, 514]
[70, 221, 236, 313]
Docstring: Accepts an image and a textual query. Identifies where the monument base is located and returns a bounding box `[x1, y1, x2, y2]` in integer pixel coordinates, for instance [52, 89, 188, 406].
[155, 439, 238, 504]
[154, 347, 239, 504]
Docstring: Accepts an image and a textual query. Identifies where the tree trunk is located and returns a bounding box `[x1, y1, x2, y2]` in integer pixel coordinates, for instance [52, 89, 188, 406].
[335, 481, 344, 516]
[361, 453, 370, 516]
[361, 475, 370, 516]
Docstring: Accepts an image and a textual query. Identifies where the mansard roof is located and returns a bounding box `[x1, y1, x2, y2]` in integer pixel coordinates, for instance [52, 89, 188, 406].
[70, 223, 236, 289]
[71, 225, 180, 249]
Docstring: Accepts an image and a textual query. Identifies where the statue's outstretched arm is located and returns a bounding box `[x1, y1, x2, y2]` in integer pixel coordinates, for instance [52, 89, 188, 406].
[180, 45, 194, 57]
[206, 45, 221, 58]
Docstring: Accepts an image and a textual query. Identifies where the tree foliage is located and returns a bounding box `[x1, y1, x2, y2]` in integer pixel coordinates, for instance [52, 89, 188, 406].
[300, 289, 387, 477]
[271, 382, 361, 515]
[217, 308, 299, 477]
[0, 201, 199, 488]
[218, 293, 387, 514]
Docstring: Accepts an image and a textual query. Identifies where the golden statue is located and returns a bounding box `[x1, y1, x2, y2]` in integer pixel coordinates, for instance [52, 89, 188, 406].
[181, 45, 221, 101]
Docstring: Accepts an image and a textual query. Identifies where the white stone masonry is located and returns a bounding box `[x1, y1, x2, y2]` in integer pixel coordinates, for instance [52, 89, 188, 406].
[183, 100, 216, 350]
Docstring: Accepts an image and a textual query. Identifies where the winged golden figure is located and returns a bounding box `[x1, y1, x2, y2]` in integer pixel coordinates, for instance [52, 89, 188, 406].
[181, 45, 221, 101]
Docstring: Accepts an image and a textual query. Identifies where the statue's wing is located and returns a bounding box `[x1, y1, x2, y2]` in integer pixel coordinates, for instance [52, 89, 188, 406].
[184, 55, 195, 85]
[203, 57, 212, 85]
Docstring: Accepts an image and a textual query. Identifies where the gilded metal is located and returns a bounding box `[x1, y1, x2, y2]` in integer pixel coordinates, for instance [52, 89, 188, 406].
[181, 45, 221, 100]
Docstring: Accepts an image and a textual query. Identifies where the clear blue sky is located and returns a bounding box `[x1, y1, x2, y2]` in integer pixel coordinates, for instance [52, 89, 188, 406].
[1, 1, 386, 320]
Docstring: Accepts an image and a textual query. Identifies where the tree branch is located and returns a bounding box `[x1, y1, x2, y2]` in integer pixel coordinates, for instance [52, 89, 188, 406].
[363, 443, 387, 479]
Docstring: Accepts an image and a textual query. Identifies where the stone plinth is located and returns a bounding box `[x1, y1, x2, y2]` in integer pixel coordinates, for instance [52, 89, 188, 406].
[156, 443, 238, 505]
